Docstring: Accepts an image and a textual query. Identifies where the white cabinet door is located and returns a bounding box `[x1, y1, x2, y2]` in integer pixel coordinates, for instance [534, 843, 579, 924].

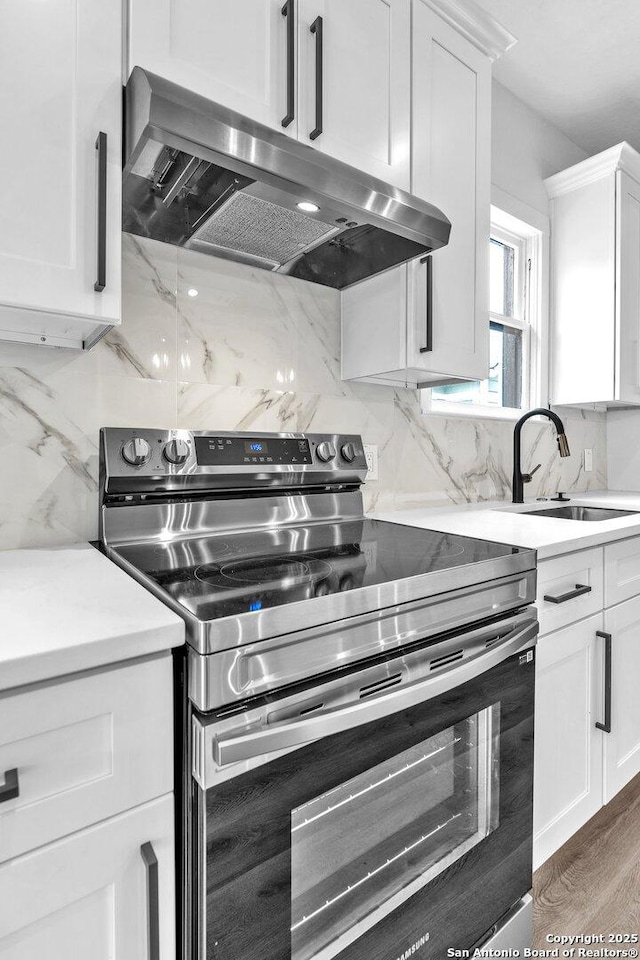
[340, 1, 491, 387]
[0, 0, 121, 345]
[298, 0, 411, 188]
[616, 171, 640, 404]
[0, 795, 175, 960]
[409, 0, 491, 383]
[602, 596, 640, 802]
[546, 146, 640, 408]
[128, 0, 297, 135]
[533, 615, 604, 869]
[548, 173, 617, 406]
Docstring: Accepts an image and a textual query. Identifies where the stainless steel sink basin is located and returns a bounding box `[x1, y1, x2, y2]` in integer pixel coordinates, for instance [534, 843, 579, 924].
[524, 505, 639, 521]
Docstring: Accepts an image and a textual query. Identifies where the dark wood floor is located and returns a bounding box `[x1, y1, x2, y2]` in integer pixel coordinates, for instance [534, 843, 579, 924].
[533, 772, 640, 944]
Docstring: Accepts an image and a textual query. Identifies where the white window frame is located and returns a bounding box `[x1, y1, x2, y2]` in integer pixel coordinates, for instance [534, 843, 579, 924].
[421, 194, 550, 421]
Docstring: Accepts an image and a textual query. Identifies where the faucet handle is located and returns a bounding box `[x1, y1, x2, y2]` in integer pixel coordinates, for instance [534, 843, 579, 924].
[522, 463, 542, 483]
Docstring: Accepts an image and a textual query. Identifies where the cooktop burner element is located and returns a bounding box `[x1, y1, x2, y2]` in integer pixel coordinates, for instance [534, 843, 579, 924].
[195, 554, 334, 589]
[99, 429, 537, 661]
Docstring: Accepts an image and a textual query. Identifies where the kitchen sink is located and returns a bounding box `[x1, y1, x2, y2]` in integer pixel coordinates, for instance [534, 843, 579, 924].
[523, 505, 639, 521]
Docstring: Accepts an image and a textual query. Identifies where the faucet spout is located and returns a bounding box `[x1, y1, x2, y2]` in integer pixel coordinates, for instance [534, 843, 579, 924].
[512, 407, 570, 503]
[557, 432, 570, 458]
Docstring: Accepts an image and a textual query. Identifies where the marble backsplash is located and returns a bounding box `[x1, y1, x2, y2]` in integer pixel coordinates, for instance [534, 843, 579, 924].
[0, 234, 607, 550]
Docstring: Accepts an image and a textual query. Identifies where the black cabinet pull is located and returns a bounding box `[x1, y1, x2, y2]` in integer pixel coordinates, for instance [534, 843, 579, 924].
[543, 583, 592, 604]
[94, 131, 107, 293]
[595, 630, 612, 733]
[140, 842, 160, 960]
[0, 768, 19, 803]
[281, 0, 295, 127]
[309, 16, 323, 140]
[419, 255, 433, 353]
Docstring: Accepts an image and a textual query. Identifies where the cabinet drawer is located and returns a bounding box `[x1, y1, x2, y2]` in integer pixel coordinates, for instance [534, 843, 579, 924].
[536, 548, 604, 636]
[0, 655, 173, 863]
[604, 537, 640, 606]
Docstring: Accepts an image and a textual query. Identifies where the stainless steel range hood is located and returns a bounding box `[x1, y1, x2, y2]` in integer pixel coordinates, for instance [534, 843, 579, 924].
[123, 68, 451, 290]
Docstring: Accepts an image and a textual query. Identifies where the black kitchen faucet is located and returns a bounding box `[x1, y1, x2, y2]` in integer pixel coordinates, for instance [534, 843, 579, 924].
[512, 407, 570, 503]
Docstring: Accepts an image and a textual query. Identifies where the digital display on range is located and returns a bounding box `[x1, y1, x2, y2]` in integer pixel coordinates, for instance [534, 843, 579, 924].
[195, 436, 312, 466]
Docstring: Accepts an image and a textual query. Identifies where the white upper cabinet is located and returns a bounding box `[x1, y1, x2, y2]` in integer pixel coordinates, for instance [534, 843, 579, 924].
[546, 143, 640, 406]
[297, 0, 410, 188]
[127, 0, 411, 188]
[342, 0, 513, 388]
[0, 0, 122, 349]
[128, 0, 297, 136]
[411, 1, 492, 383]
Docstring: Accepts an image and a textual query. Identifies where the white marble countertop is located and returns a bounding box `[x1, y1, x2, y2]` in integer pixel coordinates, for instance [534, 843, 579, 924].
[0, 544, 184, 692]
[371, 490, 640, 560]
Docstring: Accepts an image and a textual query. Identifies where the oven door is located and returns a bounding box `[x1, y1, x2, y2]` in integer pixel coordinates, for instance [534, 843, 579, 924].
[190, 610, 537, 960]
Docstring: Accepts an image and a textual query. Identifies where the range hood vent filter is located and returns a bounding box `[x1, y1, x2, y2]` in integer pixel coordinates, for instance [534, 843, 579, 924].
[187, 191, 338, 267]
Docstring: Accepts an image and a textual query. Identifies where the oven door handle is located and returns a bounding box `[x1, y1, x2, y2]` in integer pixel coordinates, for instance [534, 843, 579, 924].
[212, 617, 538, 767]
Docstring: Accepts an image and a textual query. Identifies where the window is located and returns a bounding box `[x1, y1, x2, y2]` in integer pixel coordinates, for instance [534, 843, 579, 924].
[425, 204, 546, 419]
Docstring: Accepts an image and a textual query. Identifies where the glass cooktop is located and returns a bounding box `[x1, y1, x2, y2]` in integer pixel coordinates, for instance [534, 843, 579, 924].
[115, 519, 521, 622]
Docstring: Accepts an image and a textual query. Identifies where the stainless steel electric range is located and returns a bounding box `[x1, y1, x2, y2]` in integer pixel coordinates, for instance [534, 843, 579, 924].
[99, 428, 538, 960]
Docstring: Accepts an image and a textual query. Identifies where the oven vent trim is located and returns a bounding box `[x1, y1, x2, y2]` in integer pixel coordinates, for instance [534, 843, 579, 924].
[359, 674, 403, 699]
[429, 649, 464, 671]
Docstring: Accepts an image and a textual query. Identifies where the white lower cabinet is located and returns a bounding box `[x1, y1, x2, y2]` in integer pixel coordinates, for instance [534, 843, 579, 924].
[534, 540, 640, 869]
[0, 654, 176, 958]
[0, 795, 175, 960]
[533, 614, 604, 870]
[0, 656, 173, 863]
[603, 596, 640, 802]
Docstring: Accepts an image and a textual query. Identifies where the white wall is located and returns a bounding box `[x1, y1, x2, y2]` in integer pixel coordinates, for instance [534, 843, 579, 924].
[608, 411, 640, 490]
[492, 80, 587, 215]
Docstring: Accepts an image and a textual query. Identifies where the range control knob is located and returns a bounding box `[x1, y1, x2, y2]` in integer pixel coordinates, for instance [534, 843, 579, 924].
[316, 441, 336, 463]
[121, 437, 151, 466]
[340, 442, 357, 463]
[164, 438, 191, 465]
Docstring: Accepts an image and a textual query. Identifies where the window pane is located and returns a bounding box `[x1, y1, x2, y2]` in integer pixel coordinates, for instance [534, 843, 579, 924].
[432, 322, 522, 409]
[489, 239, 505, 315]
[489, 238, 515, 317]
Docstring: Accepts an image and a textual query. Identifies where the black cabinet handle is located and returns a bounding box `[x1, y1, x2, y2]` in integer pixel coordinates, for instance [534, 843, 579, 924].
[543, 583, 592, 604]
[309, 16, 323, 140]
[419, 255, 433, 353]
[281, 0, 295, 127]
[140, 842, 160, 960]
[0, 768, 19, 803]
[94, 132, 107, 293]
[595, 630, 612, 733]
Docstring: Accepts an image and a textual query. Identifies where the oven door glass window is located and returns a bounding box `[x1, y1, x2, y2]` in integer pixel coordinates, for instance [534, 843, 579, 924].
[291, 705, 500, 960]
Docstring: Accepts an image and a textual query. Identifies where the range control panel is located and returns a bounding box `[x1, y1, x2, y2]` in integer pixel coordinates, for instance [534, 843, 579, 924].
[194, 436, 313, 466]
[100, 429, 368, 496]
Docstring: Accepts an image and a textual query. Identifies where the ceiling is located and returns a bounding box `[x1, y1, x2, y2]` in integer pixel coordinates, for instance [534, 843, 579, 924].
[476, 0, 640, 155]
